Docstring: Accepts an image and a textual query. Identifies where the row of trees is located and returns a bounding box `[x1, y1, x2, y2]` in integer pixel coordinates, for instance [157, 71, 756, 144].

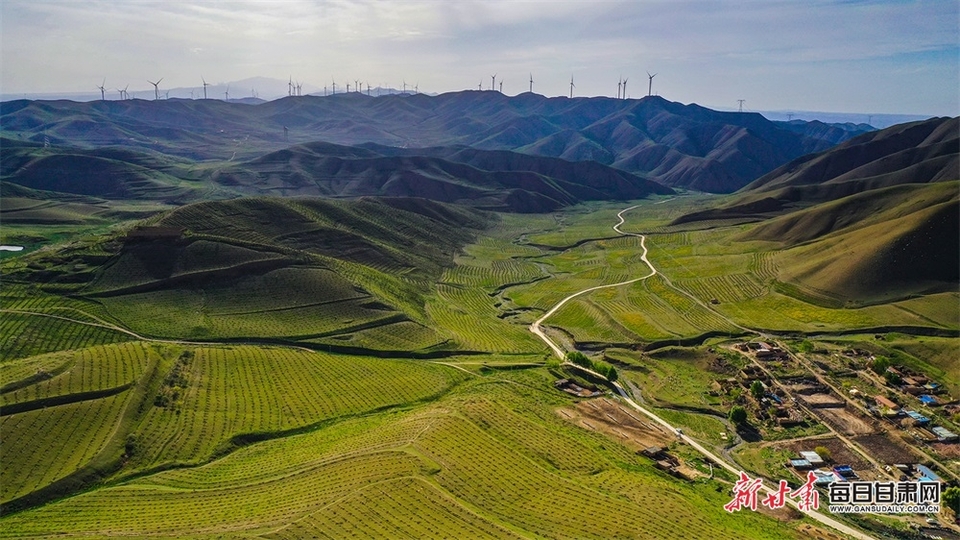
[565, 351, 618, 382]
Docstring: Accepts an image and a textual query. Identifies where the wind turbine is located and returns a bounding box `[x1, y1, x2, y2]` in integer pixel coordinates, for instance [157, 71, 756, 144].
[415, 82, 419, 94]
[491, 73, 496, 92]
[622, 77, 628, 100]
[478, 80, 483, 91]
[116, 87, 124, 100]
[224, 86, 229, 101]
[355, 79, 360, 93]
[346, 82, 351, 93]
[96, 79, 106, 101]
[123, 84, 129, 100]
[569, 76, 575, 98]
[499, 80, 502, 93]
[289, 76, 293, 96]
[366, 82, 371, 96]
[332, 78, 337, 95]
[529, 73, 533, 93]
[646, 71, 656, 97]
[165, 90, 170, 100]
[148, 78, 163, 100]
[201, 76, 210, 99]
[402, 80, 407, 94]
[617, 77, 622, 100]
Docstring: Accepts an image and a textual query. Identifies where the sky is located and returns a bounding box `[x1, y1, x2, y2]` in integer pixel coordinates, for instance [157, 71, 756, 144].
[1, 0, 957, 116]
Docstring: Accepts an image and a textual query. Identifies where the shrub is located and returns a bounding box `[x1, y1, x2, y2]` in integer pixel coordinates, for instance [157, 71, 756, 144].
[729, 406, 747, 425]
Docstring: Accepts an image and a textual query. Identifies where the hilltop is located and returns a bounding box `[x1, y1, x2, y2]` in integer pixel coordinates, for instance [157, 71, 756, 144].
[1, 92, 869, 193]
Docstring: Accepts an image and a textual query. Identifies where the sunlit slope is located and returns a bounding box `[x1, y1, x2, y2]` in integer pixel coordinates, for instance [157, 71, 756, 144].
[667, 117, 959, 307]
[3, 197, 495, 353]
[0, 369, 804, 540]
[0, 343, 466, 513]
[775, 194, 958, 303]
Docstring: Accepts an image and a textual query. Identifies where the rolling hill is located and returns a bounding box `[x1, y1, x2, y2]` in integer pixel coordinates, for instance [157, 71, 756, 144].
[211, 141, 674, 212]
[671, 116, 959, 305]
[1, 92, 870, 193]
[3, 196, 494, 353]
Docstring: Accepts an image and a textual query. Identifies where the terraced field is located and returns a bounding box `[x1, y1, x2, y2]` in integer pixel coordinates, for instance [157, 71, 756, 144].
[0, 370, 802, 539]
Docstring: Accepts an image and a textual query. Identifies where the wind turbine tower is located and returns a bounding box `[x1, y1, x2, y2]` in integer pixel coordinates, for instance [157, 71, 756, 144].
[97, 79, 106, 101]
[202, 76, 210, 99]
[569, 76, 575, 98]
[529, 73, 533, 93]
[491, 74, 496, 92]
[617, 77, 622, 100]
[499, 80, 502, 93]
[148, 78, 163, 100]
[646, 72, 656, 97]
[622, 77, 628, 100]
[224, 86, 229, 101]
[332, 79, 337, 95]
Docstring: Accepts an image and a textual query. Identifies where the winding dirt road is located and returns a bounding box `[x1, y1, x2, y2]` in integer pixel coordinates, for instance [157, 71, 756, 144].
[528, 204, 876, 540]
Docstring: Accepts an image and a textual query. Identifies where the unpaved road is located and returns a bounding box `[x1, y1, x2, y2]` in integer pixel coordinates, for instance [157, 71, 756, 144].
[528, 204, 876, 540]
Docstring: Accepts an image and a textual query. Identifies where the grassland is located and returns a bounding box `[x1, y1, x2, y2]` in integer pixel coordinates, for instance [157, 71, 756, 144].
[0, 368, 807, 539]
[1, 191, 956, 538]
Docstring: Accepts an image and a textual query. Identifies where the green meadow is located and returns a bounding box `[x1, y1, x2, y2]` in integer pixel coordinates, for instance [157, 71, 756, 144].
[1, 192, 955, 538]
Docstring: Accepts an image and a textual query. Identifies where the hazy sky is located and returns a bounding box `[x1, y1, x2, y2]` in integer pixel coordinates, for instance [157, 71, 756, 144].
[2, 0, 957, 115]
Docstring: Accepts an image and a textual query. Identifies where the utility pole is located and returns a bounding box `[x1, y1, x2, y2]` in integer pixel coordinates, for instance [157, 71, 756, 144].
[737, 99, 746, 113]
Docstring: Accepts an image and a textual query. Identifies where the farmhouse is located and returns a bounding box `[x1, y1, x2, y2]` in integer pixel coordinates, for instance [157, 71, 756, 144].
[874, 395, 900, 411]
[799, 451, 825, 466]
[916, 464, 942, 483]
[931, 426, 958, 443]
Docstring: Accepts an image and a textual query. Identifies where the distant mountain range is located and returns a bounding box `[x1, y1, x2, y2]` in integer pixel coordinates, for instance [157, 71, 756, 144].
[1, 92, 873, 194]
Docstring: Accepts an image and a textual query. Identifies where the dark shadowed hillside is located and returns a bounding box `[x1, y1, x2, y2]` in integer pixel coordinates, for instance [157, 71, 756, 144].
[1, 92, 870, 193]
[212, 141, 673, 212]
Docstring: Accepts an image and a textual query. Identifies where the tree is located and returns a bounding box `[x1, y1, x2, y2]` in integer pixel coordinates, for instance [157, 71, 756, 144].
[729, 406, 747, 425]
[565, 351, 591, 369]
[750, 380, 765, 400]
[869, 355, 891, 375]
[814, 445, 831, 462]
[943, 486, 960, 516]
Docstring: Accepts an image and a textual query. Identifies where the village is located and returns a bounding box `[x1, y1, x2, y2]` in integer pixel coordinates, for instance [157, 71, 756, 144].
[553, 337, 960, 536]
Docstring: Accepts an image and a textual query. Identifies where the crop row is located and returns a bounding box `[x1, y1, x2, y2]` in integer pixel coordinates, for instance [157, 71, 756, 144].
[273, 476, 516, 540]
[100, 288, 394, 340]
[0, 312, 132, 361]
[749, 250, 781, 281]
[0, 449, 425, 537]
[3, 342, 151, 405]
[308, 320, 445, 351]
[419, 413, 699, 539]
[545, 298, 636, 344]
[428, 286, 541, 353]
[1, 392, 129, 503]
[129, 346, 464, 471]
[676, 272, 766, 303]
